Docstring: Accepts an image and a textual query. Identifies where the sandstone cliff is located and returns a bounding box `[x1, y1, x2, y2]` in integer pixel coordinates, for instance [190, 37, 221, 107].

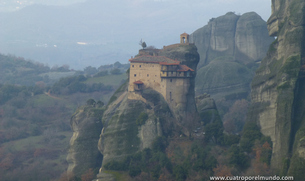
[247, 0, 305, 177]
[66, 105, 104, 177]
[190, 12, 273, 69]
[98, 85, 170, 166]
[191, 12, 274, 117]
[196, 93, 221, 125]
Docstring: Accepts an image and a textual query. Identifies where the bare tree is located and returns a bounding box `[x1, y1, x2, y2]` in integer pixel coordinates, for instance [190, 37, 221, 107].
[139, 39, 147, 49]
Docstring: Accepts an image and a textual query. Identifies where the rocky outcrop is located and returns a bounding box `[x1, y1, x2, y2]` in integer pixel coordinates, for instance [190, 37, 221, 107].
[196, 93, 221, 124]
[247, 0, 305, 176]
[99, 44, 200, 167]
[94, 44, 201, 180]
[98, 87, 171, 167]
[190, 12, 274, 117]
[190, 12, 274, 69]
[66, 105, 104, 177]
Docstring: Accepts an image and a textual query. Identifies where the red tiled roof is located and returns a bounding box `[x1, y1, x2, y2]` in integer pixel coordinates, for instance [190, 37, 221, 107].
[177, 64, 194, 72]
[133, 80, 144, 84]
[129, 55, 180, 65]
[180, 33, 189, 36]
[159, 62, 180, 65]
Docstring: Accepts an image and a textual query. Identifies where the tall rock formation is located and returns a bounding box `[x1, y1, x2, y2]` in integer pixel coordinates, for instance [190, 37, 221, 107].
[190, 12, 274, 117]
[98, 44, 200, 168]
[66, 105, 104, 177]
[190, 12, 273, 69]
[247, 0, 305, 177]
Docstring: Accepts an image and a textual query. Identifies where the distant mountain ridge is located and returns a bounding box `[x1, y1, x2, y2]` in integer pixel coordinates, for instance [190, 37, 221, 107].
[0, 0, 195, 69]
[0, 54, 51, 86]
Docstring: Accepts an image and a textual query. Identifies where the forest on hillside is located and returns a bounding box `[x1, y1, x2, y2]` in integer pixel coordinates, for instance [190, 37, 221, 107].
[0, 53, 128, 180]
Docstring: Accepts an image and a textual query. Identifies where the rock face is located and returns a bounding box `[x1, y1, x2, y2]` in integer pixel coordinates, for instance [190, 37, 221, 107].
[66, 105, 104, 177]
[98, 86, 170, 166]
[191, 12, 274, 116]
[196, 93, 221, 124]
[247, 0, 305, 176]
[190, 12, 274, 69]
[195, 56, 254, 99]
[190, 12, 274, 114]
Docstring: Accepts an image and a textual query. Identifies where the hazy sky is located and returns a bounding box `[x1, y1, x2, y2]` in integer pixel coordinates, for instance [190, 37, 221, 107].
[1, 0, 271, 20]
[0, 0, 273, 69]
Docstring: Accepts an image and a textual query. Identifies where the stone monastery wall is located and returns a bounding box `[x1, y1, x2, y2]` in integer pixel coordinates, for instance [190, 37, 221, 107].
[129, 62, 164, 94]
[128, 61, 191, 111]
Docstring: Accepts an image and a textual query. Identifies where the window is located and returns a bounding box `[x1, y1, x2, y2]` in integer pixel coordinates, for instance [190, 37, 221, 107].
[147, 74, 149, 77]
[134, 74, 136, 77]
[139, 65, 142, 68]
[170, 79, 172, 82]
[132, 65, 134, 67]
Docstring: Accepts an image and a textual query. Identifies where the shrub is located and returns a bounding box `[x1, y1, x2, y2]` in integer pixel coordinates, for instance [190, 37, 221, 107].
[240, 121, 262, 152]
[152, 136, 168, 153]
[228, 144, 249, 169]
[173, 165, 187, 181]
[204, 120, 224, 144]
[136, 112, 148, 125]
[129, 166, 141, 177]
[86, 99, 96, 106]
[222, 134, 240, 146]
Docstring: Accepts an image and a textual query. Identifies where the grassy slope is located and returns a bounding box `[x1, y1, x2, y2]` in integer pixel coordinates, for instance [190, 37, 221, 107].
[84, 74, 127, 86]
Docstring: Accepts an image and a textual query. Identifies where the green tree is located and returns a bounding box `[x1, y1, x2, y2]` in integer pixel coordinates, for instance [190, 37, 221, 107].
[84, 66, 98, 75]
[96, 101, 104, 107]
[86, 99, 96, 106]
[204, 120, 224, 144]
[110, 68, 121, 75]
[139, 39, 147, 49]
[240, 121, 262, 152]
[128, 166, 141, 177]
[173, 165, 187, 181]
[152, 136, 168, 153]
[228, 144, 249, 169]
[136, 112, 148, 125]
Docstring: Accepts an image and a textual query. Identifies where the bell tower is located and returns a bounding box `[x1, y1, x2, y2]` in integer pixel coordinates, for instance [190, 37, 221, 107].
[180, 33, 189, 44]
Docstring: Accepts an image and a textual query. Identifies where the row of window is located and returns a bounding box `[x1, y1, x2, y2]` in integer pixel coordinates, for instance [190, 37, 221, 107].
[131, 64, 155, 68]
[133, 73, 173, 83]
[134, 74, 157, 77]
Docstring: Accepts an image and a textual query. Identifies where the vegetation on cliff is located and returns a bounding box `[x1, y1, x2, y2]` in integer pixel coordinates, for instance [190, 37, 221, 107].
[248, 0, 305, 176]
